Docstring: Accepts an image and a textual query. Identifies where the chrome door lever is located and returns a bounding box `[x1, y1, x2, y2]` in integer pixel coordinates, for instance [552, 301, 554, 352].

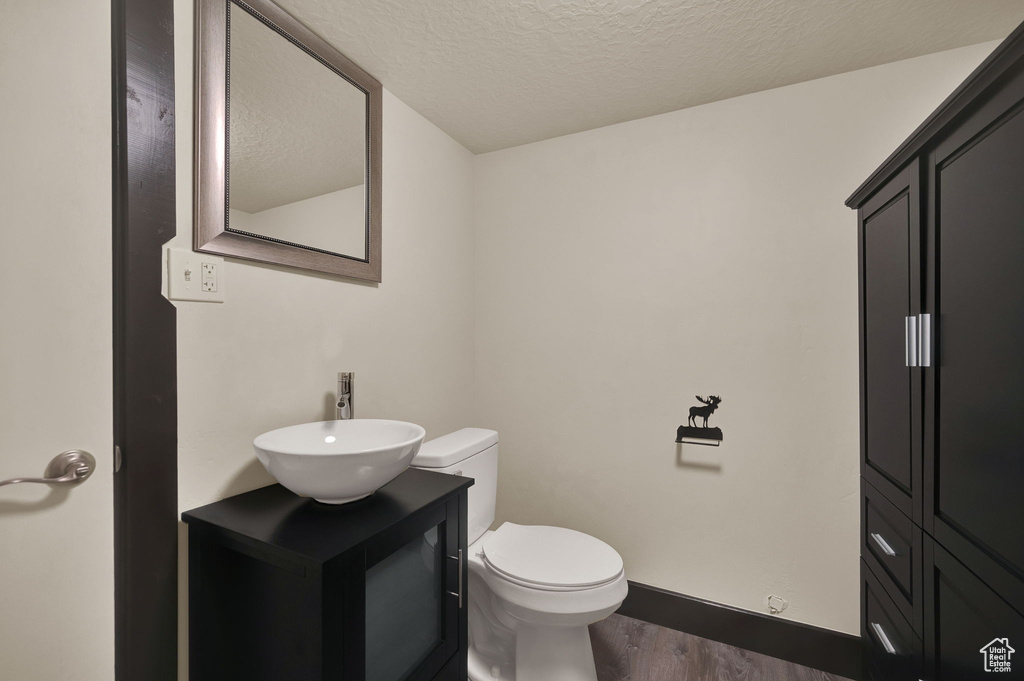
[0, 450, 96, 488]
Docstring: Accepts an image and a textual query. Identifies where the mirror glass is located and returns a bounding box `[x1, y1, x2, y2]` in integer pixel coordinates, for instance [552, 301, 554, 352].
[227, 2, 368, 260]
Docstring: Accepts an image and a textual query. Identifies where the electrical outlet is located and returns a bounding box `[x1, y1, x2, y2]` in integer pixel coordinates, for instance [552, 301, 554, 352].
[167, 248, 225, 302]
[201, 262, 218, 292]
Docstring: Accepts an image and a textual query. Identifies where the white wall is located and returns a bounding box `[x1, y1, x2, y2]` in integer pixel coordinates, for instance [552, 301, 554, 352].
[174, 86, 475, 513]
[173, 69, 476, 517]
[473, 43, 996, 635]
[230, 182, 366, 257]
[0, 0, 113, 678]
[172, 0, 476, 673]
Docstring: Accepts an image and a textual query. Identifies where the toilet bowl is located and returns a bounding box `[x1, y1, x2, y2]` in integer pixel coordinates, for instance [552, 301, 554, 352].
[467, 524, 627, 681]
[411, 429, 627, 681]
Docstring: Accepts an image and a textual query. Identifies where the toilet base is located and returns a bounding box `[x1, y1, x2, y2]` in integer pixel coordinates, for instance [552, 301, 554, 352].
[468, 651, 514, 681]
[469, 623, 598, 681]
[515, 624, 598, 681]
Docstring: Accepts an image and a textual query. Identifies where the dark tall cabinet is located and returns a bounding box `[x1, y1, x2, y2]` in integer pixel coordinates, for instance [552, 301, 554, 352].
[849, 22, 1024, 681]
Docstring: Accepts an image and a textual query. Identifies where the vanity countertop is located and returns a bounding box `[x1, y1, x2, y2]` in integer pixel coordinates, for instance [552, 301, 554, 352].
[182, 467, 472, 564]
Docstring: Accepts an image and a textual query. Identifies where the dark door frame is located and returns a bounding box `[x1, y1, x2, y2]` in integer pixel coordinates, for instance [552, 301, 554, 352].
[112, 0, 179, 677]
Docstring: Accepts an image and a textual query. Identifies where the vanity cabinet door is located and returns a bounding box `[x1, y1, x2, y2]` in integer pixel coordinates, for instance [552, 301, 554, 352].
[339, 496, 463, 681]
[859, 159, 923, 522]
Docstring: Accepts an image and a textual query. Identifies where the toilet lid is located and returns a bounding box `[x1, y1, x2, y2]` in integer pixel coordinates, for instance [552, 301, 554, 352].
[481, 523, 623, 589]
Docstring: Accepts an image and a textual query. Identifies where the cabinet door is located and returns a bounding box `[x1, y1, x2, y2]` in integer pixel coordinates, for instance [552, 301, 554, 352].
[354, 498, 463, 681]
[924, 538, 1024, 681]
[860, 160, 923, 521]
[925, 75, 1024, 581]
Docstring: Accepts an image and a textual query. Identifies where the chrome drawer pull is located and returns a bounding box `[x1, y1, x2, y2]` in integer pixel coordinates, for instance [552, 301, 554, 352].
[870, 622, 897, 655]
[870, 532, 898, 557]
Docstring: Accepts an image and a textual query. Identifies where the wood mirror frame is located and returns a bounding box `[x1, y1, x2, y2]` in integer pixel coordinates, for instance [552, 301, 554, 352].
[194, 0, 382, 281]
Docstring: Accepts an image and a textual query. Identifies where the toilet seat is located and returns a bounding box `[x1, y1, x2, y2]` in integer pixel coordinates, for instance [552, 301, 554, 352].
[481, 523, 624, 592]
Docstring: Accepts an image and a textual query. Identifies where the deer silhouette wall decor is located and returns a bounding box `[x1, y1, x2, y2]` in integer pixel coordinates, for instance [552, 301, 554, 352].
[676, 395, 724, 445]
[688, 395, 722, 428]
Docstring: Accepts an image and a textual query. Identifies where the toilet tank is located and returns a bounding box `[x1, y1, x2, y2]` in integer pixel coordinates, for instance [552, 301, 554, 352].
[411, 428, 498, 545]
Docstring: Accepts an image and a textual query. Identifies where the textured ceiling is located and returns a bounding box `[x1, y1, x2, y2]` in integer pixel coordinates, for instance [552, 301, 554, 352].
[265, 0, 1024, 154]
[229, 3, 365, 213]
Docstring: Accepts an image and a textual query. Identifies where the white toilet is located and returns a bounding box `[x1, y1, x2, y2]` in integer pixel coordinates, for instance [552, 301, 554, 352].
[411, 428, 627, 681]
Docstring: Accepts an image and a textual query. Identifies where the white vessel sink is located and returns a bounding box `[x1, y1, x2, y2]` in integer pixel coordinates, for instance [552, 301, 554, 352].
[253, 419, 426, 504]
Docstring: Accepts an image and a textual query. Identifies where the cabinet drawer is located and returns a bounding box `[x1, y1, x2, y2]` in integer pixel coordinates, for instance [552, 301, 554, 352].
[863, 560, 922, 681]
[863, 480, 922, 633]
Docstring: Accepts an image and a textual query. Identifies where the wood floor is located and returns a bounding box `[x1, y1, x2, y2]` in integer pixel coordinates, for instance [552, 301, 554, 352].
[588, 614, 855, 681]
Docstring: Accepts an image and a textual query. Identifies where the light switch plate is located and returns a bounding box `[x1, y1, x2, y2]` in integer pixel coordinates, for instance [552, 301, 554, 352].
[167, 248, 225, 302]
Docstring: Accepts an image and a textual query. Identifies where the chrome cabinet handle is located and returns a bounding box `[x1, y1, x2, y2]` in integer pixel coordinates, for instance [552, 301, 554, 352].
[905, 316, 919, 367]
[918, 313, 932, 367]
[870, 532, 898, 557]
[0, 450, 96, 488]
[870, 622, 897, 655]
[446, 549, 464, 608]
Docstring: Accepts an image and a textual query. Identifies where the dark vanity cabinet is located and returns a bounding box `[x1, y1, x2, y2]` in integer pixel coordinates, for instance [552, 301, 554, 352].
[182, 469, 472, 681]
[849, 21, 1024, 681]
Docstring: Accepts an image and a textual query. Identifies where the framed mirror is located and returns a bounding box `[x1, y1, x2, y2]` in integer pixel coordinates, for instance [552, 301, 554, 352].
[195, 0, 382, 281]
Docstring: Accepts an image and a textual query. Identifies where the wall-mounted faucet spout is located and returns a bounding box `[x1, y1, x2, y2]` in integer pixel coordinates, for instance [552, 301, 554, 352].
[336, 372, 354, 420]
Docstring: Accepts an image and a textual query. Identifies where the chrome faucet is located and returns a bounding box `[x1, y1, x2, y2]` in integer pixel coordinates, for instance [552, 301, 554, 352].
[336, 372, 354, 420]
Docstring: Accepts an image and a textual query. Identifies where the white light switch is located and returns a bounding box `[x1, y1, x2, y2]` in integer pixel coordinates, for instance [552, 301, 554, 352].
[167, 248, 225, 302]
